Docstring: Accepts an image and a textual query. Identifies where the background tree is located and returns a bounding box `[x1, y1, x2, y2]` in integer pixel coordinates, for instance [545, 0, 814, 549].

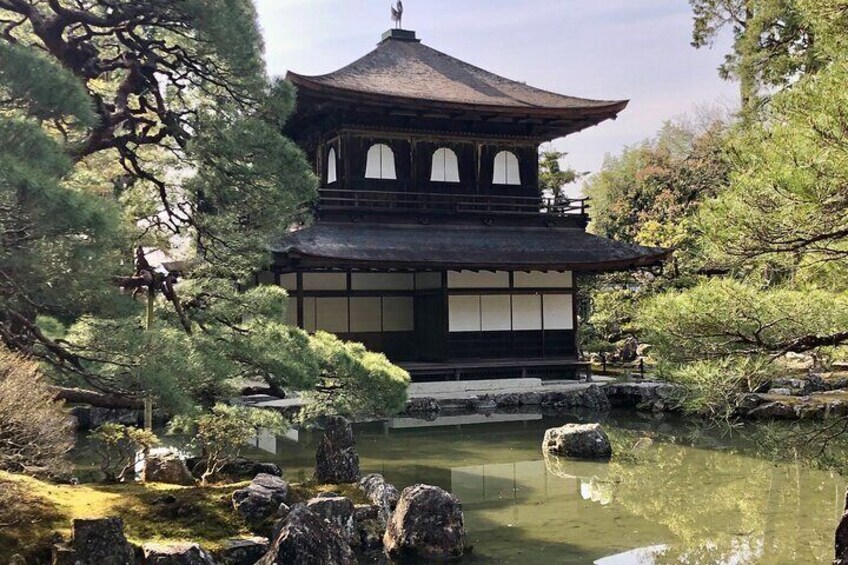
[0, 1, 409, 417]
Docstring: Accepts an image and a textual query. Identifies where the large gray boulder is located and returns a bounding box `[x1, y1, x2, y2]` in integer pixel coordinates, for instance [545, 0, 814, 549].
[314, 417, 361, 484]
[143, 451, 195, 486]
[232, 473, 290, 527]
[306, 496, 356, 543]
[142, 543, 216, 565]
[257, 504, 357, 565]
[384, 484, 467, 562]
[52, 518, 137, 565]
[358, 473, 400, 519]
[542, 423, 612, 460]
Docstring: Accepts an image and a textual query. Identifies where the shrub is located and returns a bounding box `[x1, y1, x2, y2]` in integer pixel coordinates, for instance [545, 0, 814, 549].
[171, 404, 287, 484]
[91, 423, 159, 482]
[0, 348, 74, 476]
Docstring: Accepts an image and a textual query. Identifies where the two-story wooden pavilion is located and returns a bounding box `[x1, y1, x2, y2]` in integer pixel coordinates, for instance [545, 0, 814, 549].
[265, 28, 667, 381]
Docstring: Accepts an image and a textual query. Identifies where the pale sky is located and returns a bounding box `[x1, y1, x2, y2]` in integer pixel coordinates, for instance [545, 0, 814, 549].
[254, 0, 738, 193]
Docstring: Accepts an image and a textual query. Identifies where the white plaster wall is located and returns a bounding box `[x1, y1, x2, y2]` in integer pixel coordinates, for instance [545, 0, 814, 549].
[448, 270, 509, 289]
[449, 295, 481, 332]
[481, 295, 511, 331]
[512, 295, 542, 330]
[543, 294, 574, 330]
[316, 297, 349, 333]
[302, 273, 347, 291]
[351, 273, 414, 291]
[349, 297, 382, 332]
[514, 271, 573, 288]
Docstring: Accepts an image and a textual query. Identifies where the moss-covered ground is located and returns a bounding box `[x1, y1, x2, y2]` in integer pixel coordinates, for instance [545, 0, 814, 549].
[0, 471, 366, 561]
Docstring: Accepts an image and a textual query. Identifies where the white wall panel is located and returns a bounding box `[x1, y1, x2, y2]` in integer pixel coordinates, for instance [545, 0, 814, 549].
[302, 273, 347, 291]
[481, 295, 511, 331]
[327, 147, 337, 184]
[430, 148, 460, 183]
[350, 297, 382, 332]
[543, 294, 574, 330]
[514, 271, 573, 288]
[383, 297, 414, 332]
[279, 273, 297, 291]
[493, 151, 521, 185]
[449, 295, 481, 332]
[512, 295, 542, 330]
[448, 271, 509, 289]
[316, 297, 349, 333]
[351, 273, 413, 291]
[365, 144, 397, 180]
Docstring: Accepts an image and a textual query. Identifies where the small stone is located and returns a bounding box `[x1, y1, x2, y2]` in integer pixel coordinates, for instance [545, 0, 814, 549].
[142, 542, 216, 565]
[257, 504, 356, 565]
[216, 537, 270, 565]
[542, 423, 612, 459]
[405, 397, 441, 414]
[142, 451, 195, 486]
[232, 473, 290, 527]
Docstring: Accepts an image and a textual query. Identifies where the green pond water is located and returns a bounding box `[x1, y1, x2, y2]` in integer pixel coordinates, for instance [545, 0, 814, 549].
[259, 412, 844, 565]
[75, 411, 846, 564]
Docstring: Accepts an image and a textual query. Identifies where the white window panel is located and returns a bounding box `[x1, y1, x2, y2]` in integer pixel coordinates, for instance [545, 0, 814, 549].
[415, 272, 443, 289]
[449, 295, 481, 332]
[514, 271, 573, 288]
[365, 143, 397, 180]
[448, 271, 509, 289]
[493, 151, 521, 185]
[543, 294, 574, 330]
[350, 297, 383, 333]
[327, 147, 338, 184]
[279, 273, 297, 291]
[303, 297, 317, 333]
[316, 297, 349, 333]
[430, 147, 460, 183]
[481, 295, 511, 331]
[383, 297, 414, 332]
[302, 273, 347, 291]
[351, 273, 414, 291]
[512, 294, 542, 330]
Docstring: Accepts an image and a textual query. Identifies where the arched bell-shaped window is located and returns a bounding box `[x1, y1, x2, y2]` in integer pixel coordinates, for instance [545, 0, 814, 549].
[326, 147, 338, 184]
[493, 150, 521, 185]
[365, 143, 397, 180]
[430, 147, 460, 183]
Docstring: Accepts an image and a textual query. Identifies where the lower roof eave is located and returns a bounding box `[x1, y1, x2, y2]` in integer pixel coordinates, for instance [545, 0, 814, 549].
[273, 250, 670, 273]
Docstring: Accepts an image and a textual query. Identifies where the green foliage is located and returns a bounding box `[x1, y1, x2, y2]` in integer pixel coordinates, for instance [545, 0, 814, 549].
[295, 331, 411, 422]
[91, 424, 159, 483]
[170, 404, 286, 484]
[0, 348, 75, 476]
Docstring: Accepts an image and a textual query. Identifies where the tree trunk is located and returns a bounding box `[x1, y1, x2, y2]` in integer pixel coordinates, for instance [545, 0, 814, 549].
[50, 386, 144, 409]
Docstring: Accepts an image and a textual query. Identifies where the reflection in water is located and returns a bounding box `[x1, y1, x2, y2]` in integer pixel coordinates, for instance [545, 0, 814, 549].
[73, 411, 844, 564]
[236, 412, 843, 564]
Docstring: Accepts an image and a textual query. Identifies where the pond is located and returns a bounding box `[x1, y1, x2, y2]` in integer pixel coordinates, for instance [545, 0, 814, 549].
[74, 411, 846, 564]
[268, 412, 843, 565]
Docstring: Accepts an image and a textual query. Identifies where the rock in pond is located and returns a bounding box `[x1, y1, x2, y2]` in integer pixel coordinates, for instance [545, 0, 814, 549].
[405, 397, 441, 415]
[232, 473, 290, 527]
[359, 473, 400, 518]
[315, 416, 361, 484]
[384, 484, 468, 562]
[306, 496, 356, 543]
[52, 517, 137, 565]
[542, 423, 612, 460]
[142, 450, 195, 485]
[143, 542, 216, 565]
[257, 503, 357, 565]
[216, 537, 270, 565]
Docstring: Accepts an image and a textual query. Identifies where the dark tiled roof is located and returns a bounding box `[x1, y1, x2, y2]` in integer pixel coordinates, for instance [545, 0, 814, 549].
[272, 223, 668, 271]
[287, 32, 627, 114]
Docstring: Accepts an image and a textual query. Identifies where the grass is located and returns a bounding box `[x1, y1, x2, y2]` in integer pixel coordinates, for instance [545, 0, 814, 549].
[0, 471, 367, 561]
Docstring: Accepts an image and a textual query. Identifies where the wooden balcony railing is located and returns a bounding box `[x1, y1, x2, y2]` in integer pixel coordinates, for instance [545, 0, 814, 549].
[317, 189, 589, 218]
